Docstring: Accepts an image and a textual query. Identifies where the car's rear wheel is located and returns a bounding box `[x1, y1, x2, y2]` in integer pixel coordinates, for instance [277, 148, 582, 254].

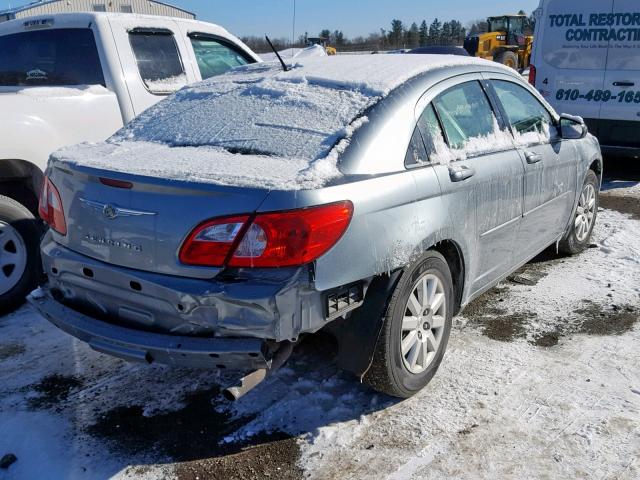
[0, 195, 42, 314]
[364, 251, 453, 398]
[559, 170, 599, 255]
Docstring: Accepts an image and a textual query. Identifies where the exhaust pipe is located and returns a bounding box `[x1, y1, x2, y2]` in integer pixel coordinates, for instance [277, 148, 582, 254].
[223, 342, 294, 401]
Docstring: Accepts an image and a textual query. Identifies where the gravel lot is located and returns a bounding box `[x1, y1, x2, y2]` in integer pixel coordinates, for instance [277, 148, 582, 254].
[0, 172, 638, 480]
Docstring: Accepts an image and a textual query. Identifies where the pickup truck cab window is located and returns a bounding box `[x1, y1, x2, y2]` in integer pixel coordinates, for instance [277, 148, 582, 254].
[0, 28, 104, 87]
[492, 80, 555, 141]
[129, 29, 186, 94]
[189, 33, 253, 80]
[433, 81, 498, 150]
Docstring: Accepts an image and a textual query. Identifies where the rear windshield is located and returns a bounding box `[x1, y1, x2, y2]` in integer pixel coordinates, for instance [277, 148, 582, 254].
[0, 28, 105, 86]
[114, 63, 374, 161]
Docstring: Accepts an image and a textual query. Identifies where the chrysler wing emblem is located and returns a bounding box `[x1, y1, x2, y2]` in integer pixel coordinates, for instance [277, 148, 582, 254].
[79, 198, 157, 220]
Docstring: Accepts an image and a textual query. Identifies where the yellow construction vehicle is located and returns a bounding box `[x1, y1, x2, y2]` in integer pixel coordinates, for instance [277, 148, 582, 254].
[306, 37, 337, 55]
[464, 14, 533, 70]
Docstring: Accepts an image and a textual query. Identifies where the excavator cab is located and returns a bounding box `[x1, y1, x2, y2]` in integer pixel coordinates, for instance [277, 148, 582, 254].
[464, 14, 533, 70]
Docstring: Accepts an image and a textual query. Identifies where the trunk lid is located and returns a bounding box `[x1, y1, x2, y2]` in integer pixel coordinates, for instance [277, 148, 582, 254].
[48, 160, 270, 279]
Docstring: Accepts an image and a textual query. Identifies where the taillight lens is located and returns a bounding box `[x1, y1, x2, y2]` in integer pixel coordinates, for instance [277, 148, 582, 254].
[179, 201, 353, 268]
[528, 64, 536, 86]
[179, 215, 249, 267]
[38, 177, 67, 235]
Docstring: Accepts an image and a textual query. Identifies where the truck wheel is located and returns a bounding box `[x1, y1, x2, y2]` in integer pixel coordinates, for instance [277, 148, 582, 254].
[0, 195, 42, 314]
[364, 251, 453, 398]
[495, 50, 518, 69]
[559, 170, 599, 255]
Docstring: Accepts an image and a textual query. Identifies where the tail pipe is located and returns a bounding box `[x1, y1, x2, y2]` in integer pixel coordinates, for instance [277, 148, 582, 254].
[223, 341, 294, 401]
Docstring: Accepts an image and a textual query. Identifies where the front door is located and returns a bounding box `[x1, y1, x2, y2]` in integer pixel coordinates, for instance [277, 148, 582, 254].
[489, 76, 577, 258]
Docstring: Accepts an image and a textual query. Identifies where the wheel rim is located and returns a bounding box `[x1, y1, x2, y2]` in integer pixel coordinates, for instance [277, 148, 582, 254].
[574, 183, 596, 242]
[400, 273, 447, 375]
[0, 221, 27, 296]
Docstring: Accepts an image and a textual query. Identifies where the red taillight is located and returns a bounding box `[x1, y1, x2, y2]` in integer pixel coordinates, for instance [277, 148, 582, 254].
[178, 201, 353, 268]
[38, 177, 67, 235]
[99, 177, 133, 189]
[528, 64, 536, 86]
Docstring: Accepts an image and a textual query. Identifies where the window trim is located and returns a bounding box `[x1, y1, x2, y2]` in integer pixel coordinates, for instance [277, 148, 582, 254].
[486, 77, 560, 147]
[128, 28, 186, 96]
[187, 32, 256, 67]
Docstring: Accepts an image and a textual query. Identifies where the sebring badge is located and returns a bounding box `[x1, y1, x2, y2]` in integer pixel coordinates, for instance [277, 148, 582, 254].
[79, 198, 157, 220]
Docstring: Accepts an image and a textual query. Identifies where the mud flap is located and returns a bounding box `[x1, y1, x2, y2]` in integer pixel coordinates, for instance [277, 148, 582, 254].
[327, 270, 403, 378]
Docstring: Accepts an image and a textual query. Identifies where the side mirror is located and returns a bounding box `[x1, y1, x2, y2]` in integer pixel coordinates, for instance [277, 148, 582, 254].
[559, 114, 588, 140]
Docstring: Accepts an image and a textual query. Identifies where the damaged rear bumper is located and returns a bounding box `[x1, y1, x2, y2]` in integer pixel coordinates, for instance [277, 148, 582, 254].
[28, 292, 271, 370]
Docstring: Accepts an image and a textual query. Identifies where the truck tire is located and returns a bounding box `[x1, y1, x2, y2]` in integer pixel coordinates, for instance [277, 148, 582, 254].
[364, 251, 453, 398]
[559, 170, 599, 255]
[0, 195, 42, 314]
[495, 50, 519, 69]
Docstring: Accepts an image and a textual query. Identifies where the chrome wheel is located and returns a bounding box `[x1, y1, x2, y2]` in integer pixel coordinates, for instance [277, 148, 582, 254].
[575, 183, 596, 242]
[401, 273, 447, 374]
[0, 221, 27, 296]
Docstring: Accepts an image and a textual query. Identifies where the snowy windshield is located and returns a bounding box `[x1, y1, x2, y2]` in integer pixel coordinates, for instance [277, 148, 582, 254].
[114, 62, 376, 161]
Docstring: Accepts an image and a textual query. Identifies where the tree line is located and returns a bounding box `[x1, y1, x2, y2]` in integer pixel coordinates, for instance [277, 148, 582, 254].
[242, 11, 535, 53]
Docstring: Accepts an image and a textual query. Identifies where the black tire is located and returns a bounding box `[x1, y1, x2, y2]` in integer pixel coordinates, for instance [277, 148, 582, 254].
[0, 195, 43, 314]
[364, 251, 454, 398]
[559, 170, 599, 255]
[495, 50, 519, 69]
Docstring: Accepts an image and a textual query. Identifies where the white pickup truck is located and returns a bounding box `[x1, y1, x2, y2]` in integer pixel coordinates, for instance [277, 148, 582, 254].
[0, 12, 260, 311]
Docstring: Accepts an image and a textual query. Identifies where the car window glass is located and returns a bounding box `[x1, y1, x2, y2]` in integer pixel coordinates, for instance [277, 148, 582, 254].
[0, 28, 104, 87]
[405, 128, 429, 167]
[129, 30, 186, 94]
[493, 80, 554, 143]
[414, 103, 450, 163]
[189, 36, 252, 79]
[433, 81, 497, 150]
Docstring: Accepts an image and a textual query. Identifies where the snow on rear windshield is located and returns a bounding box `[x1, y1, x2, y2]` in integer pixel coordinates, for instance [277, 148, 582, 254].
[113, 62, 375, 161]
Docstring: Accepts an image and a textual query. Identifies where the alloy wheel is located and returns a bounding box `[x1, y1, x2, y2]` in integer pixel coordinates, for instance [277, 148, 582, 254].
[400, 273, 447, 374]
[0, 221, 27, 296]
[575, 183, 596, 242]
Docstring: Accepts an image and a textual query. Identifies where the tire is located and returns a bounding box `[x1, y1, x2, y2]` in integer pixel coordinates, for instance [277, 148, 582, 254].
[364, 251, 454, 398]
[559, 170, 599, 255]
[0, 195, 43, 314]
[494, 50, 519, 69]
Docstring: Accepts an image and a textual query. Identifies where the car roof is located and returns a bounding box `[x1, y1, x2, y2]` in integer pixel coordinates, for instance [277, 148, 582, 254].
[407, 46, 470, 56]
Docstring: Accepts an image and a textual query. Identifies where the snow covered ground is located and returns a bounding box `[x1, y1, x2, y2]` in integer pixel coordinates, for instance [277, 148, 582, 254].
[0, 180, 638, 479]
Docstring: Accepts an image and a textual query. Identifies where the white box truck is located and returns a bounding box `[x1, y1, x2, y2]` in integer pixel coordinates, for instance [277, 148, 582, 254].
[529, 0, 640, 159]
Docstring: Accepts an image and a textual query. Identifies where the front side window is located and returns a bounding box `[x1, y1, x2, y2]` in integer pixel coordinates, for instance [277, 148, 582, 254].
[433, 81, 498, 150]
[0, 28, 104, 87]
[129, 30, 186, 94]
[492, 80, 554, 143]
[189, 35, 252, 79]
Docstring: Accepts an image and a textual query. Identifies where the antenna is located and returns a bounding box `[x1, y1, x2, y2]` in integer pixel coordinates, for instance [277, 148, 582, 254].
[265, 35, 289, 72]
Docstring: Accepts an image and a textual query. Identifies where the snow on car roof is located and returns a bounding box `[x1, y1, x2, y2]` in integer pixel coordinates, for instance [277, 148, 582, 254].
[54, 55, 501, 191]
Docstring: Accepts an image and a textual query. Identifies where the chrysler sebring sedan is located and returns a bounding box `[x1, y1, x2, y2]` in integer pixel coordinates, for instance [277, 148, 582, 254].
[31, 55, 602, 399]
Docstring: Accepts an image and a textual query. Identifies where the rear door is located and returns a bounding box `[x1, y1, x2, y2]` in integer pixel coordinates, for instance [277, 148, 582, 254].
[488, 76, 577, 258]
[415, 77, 525, 295]
[598, 0, 640, 148]
[533, 0, 614, 123]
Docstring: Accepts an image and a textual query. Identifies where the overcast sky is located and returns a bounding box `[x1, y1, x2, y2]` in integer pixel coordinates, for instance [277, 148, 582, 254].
[1, 0, 540, 38]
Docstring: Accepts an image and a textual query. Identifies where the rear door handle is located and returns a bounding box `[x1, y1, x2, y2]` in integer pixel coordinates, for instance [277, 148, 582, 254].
[448, 164, 475, 182]
[613, 81, 635, 87]
[525, 152, 543, 164]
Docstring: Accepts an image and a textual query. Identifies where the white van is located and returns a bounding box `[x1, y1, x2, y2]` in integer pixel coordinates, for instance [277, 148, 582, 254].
[529, 0, 640, 158]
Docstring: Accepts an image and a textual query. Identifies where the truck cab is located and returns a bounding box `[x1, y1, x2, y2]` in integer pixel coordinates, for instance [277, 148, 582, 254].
[0, 12, 260, 311]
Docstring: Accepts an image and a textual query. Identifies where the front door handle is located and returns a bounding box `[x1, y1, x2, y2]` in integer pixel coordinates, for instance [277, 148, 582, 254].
[525, 152, 543, 164]
[448, 164, 475, 182]
[613, 81, 635, 87]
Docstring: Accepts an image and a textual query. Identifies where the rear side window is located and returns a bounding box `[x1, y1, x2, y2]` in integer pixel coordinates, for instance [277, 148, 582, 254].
[129, 29, 186, 94]
[0, 28, 104, 87]
[189, 34, 253, 80]
[492, 80, 555, 142]
[433, 81, 497, 149]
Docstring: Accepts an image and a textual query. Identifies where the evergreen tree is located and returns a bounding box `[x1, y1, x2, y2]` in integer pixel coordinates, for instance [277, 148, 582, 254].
[429, 18, 442, 44]
[442, 21, 452, 45]
[419, 20, 428, 46]
[389, 19, 405, 48]
[407, 22, 420, 48]
[319, 29, 331, 40]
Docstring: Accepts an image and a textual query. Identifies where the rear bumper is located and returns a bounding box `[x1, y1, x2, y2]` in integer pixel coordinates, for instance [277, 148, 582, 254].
[39, 233, 326, 342]
[28, 292, 270, 370]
